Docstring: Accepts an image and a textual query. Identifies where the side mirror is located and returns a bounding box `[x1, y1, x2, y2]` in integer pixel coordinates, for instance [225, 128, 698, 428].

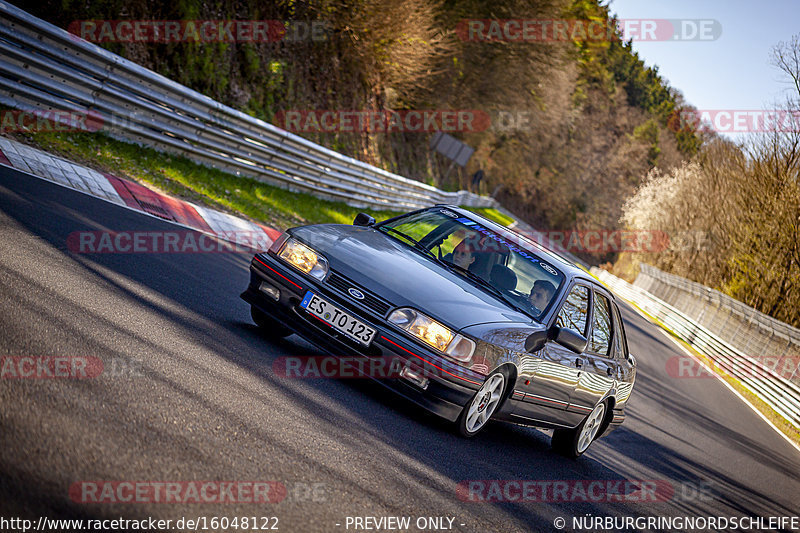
[553, 327, 587, 354]
[524, 329, 548, 352]
[354, 213, 375, 227]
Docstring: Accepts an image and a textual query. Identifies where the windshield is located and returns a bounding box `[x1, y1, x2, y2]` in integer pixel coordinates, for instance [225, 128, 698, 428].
[377, 207, 565, 321]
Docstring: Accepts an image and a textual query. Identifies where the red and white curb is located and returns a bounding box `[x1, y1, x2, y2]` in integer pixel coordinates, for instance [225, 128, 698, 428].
[0, 136, 281, 251]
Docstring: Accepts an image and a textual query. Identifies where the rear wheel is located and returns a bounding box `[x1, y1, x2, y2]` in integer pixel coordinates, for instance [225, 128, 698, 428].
[457, 372, 506, 437]
[250, 306, 292, 339]
[552, 401, 606, 458]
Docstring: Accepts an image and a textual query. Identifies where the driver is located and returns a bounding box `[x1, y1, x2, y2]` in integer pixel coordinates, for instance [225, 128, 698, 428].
[529, 279, 556, 314]
[452, 240, 476, 270]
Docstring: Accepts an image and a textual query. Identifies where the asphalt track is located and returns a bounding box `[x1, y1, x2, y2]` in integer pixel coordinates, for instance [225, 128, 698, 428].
[1, 165, 799, 533]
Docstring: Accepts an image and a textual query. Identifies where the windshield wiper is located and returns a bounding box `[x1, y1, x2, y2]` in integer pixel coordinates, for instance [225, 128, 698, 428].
[380, 226, 531, 316]
[446, 263, 530, 316]
[379, 226, 439, 261]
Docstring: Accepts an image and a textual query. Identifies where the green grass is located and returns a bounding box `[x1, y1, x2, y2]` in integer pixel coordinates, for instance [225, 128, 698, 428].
[463, 207, 515, 227]
[1, 128, 404, 230]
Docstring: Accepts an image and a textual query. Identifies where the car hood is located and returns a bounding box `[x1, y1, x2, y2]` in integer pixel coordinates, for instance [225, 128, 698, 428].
[291, 224, 534, 331]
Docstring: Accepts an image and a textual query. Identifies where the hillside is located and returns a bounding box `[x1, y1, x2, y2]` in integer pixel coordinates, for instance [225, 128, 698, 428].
[19, 0, 701, 263]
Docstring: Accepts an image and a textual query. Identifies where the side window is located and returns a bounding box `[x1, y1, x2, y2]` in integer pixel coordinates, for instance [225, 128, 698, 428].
[612, 302, 629, 360]
[556, 285, 590, 336]
[589, 292, 613, 356]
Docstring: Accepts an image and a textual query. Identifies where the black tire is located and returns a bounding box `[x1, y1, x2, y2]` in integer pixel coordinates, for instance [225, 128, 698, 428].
[550, 428, 579, 458]
[250, 306, 292, 339]
[551, 401, 607, 458]
[456, 372, 507, 437]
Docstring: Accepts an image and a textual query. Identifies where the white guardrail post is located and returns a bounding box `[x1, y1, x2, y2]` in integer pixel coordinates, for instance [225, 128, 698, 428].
[591, 266, 800, 429]
[0, 0, 498, 211]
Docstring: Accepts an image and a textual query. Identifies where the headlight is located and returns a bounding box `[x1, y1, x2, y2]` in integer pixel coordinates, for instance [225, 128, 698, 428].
[277, 238, 328, 280]
[388, 308, 475, 362]
[445, 334, 477, 362]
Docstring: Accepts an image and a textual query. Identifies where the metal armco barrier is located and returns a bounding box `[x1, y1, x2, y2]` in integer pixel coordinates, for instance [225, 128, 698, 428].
[636, 263, 800, 378]
[0, 1, 497, 211]
[592, 267, 800, 429]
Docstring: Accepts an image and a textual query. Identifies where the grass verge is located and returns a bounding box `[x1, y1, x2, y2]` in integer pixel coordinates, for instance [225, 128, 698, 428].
[465, 207, 515, 227]
[1, 128, 405, 230]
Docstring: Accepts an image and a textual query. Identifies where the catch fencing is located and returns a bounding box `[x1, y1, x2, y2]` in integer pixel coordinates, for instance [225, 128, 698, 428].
[636, 264, 800, 378]
[592, 266, 800, 429]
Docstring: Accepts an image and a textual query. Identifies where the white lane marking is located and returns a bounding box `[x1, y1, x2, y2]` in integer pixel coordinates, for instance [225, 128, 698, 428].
[0, 139, 126, 206]
[192, 203, 272, 246]
[654, 327, 800, 457]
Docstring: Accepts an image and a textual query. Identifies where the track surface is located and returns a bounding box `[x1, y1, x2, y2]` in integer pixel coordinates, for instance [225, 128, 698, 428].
[1, 166, 799, 532]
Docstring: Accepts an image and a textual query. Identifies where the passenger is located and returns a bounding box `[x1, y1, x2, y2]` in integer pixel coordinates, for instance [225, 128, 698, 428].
[529, 279, 556, 313]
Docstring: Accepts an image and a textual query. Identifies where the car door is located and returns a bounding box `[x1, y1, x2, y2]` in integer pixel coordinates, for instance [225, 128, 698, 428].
[569, 287, 617, 417]
[516, 282, 590, 426]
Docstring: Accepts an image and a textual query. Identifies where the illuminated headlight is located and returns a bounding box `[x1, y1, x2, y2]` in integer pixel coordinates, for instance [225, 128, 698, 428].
[277, 238, 328, 280]
[388, 308, 476, 361]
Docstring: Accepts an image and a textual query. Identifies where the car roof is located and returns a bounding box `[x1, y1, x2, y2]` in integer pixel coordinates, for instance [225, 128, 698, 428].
[441, 205, 604, 290]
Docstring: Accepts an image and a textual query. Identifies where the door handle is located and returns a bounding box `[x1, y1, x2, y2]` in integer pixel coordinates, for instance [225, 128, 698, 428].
[575, 358, 583, 368]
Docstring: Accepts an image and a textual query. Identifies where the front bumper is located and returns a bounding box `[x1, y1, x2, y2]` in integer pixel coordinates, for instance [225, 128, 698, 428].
[240, 253, 485, 422]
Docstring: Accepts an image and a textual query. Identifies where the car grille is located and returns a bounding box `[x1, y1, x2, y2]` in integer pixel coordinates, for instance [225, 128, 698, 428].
[326, 271, 392, 317]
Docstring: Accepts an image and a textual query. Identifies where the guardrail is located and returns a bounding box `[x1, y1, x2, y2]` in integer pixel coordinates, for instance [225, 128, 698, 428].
[592, 267, 800, 429]
[0, 1, 496, 211]
[636, 264, 800, 379]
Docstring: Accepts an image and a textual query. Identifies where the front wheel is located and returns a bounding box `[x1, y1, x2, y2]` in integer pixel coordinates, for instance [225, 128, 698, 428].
[552, 401, 607, 458]
[457, 372, 506, 437]
[250, 306, 292, 339]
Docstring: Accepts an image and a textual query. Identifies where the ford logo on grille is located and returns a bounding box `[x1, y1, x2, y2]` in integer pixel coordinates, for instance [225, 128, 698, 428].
[348, 288, 365, 300]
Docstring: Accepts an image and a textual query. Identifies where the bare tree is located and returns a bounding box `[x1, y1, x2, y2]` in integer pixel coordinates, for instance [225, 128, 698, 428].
[617, 34, 800, 327]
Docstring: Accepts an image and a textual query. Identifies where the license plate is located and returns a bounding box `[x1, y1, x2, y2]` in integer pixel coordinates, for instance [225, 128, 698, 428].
[300, 291, 376, 346]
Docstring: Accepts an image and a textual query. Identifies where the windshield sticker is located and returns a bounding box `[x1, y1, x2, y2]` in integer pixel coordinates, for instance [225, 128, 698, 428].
[453, 218, 562, 276]
[540, 262, 558, 276]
